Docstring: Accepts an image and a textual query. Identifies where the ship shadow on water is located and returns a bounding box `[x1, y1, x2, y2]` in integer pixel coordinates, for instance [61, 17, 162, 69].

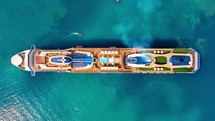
[38, 37, 181, 49]
[38, 38, 127, 49]
[151, 39, 180, 48]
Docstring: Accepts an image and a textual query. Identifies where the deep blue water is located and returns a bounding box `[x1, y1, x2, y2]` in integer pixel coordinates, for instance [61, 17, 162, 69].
[0, 0, 215, 121]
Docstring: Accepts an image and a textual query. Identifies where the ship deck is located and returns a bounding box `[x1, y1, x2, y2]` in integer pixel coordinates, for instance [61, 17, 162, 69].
[26, 47, 198, 74]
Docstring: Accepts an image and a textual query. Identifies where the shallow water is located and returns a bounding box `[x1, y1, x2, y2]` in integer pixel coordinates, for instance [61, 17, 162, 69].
[0, 0, 214, 121]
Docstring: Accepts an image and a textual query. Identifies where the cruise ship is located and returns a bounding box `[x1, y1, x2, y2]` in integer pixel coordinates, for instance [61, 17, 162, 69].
[11, 45, 200, 76]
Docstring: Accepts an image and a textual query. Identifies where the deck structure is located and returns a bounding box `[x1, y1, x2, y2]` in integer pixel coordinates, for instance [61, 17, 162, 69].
[11, 45, 200, 76]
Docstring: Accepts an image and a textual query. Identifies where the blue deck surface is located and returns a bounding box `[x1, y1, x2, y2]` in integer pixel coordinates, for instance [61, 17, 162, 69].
[71, 53, 94, 68]
[51, 56, 72, 63]
[72, 53, 93, 60]
[127, 56, 152, 65]
[169, 56, 190, 66]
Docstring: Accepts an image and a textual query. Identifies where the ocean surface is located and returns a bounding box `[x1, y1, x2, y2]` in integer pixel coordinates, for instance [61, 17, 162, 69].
[0, 0, 214, 121]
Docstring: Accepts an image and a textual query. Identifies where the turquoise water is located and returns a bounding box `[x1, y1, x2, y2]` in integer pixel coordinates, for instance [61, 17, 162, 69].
[0, 0, 214, 120]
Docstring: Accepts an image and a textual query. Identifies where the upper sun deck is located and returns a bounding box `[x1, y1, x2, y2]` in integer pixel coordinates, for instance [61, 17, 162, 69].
[11, 45, 200, 76]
